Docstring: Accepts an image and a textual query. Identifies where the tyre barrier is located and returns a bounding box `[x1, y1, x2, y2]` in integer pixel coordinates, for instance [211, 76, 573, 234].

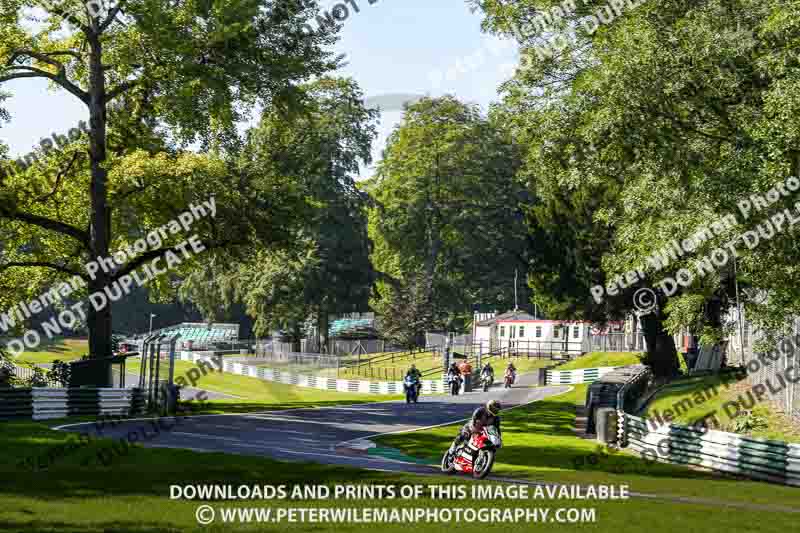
[0, 388, 145, 421]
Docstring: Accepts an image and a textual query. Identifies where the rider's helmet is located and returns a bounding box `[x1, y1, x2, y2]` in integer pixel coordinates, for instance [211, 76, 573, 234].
[411, 364, 416, 370]
[486, 400, 502, 415]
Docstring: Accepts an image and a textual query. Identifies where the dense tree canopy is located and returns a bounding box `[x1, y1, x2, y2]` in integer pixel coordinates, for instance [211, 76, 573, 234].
[367, 96, 530, 335]
[0, 1, 342, 385]
[473, 0, 800, 376]
[179, 77, 379, 349]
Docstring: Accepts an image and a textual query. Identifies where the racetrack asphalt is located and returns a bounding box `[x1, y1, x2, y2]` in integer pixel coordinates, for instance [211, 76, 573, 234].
[54, 373, 570, 474]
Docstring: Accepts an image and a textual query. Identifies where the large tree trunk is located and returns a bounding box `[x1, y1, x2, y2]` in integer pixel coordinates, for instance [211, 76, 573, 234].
[291, 322, 302, 353]
[87, 28, 113, 386]
[640, 311, 680, 379]
[317, 307, 329, 354]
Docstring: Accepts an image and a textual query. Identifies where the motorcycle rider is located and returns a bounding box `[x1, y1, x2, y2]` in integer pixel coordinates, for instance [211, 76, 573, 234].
[452, 400, 502, 449]
[481, 362, 494, 380]
[447, 362, 461, 395]
[406, 364, 422, 380]
[504, 362, 517, 384]
[405, 364, 422, 397]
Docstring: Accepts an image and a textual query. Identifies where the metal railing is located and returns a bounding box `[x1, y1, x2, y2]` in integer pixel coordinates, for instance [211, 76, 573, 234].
[726, 316, 799, 421]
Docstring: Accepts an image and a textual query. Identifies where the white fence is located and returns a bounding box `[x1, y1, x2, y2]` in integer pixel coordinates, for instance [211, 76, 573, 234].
[178, 351, 446, 395]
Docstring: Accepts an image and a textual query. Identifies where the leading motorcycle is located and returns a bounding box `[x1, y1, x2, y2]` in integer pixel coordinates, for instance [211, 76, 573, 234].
[440, 425, 502, 479]
[404, 375, 421, 403]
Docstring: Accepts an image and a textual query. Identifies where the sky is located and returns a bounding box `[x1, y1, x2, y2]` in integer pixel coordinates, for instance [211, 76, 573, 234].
[0, 0, 519, 179]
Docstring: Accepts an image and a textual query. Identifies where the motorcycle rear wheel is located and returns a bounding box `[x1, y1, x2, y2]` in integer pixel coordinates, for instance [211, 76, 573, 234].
[472, 450, 495, 479]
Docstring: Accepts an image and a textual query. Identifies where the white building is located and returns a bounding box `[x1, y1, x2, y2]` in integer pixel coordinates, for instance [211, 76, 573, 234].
[473, 310, 594, 355]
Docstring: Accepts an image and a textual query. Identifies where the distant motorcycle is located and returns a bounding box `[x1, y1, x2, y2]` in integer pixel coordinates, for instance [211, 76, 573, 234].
[481, 372, 494, 392]
[404, 375, 421, 403]
[441, 425, 502, 479]
[504, 370, 516, 388]
[447, 373, 462, 395]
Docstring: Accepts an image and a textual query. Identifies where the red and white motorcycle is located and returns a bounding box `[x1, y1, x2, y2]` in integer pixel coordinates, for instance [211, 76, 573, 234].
[440, 425, 502, 479]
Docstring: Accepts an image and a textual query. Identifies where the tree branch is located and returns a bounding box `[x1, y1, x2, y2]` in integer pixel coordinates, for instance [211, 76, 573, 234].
[0, 206, 90, 246]
[0, 261, 85, 278]
[107, 79, 138, 101]
[99, 6, 124, 32]
[35, 152, 80, 203]
[0, 65, 89, 104]
[112, 239, 246, 281]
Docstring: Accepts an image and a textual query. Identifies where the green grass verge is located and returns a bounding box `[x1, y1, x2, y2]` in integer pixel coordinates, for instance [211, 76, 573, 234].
[375, 385, 800, 507]
[643, 374, 800, 444]
[126, 359, 401, 414]
[338, 351, 439, 380]
[557, 352, 643, 371]
[0, 419, 797, 532]
[13, 337, 89, 365]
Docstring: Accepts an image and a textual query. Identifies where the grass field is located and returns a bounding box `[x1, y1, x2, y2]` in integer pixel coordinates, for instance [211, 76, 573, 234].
[125, 359, 401, 413]
[375, 385, 800, 508]
[12, 337, 89, 365]
[338, 350, 440, 380]
[1, 404, 797, 532]
[643, 373, 800, 444]
[557, 352, 643, 371]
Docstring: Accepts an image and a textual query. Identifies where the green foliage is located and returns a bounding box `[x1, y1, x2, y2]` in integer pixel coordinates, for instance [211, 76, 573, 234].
[471, 0, 800, 375]
[729, 410, 770, 434]
[0, 346, 15, 387]
[368, 96, 529, 332]
[373, 271, 439, 350]
[179, 77, 379, 339]
[0, 1, 338, 363]
[47, 359, 71, 387]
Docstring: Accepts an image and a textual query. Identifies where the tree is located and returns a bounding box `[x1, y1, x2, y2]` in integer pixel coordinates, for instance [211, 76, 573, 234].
[367, 96, 529, 333]
[0, 0, 337, 381]
[374, 271, 438, 350]
[474, 0, 800, 377]
[179, 77, 379, 348]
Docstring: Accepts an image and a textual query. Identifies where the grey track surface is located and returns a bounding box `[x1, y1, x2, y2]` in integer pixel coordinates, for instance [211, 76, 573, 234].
[56, 372, 570, 473]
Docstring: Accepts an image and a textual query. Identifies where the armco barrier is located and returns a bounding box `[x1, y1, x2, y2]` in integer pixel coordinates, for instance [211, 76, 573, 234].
[624, 413, 800, 487]
[546, 366, 621, 385]
[178, 351, 447, 394]
[0, 388, 145, 421]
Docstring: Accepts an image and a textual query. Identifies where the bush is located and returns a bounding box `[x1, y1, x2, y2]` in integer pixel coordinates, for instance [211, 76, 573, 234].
[0, 347, 15, 388]
[729, 410, 769, 434]
[47, 360, 72, 387]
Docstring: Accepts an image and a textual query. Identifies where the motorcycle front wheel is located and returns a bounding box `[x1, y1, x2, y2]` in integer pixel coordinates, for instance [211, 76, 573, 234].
[472, 450, 495, 479]
[441, 447, 457, 473]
